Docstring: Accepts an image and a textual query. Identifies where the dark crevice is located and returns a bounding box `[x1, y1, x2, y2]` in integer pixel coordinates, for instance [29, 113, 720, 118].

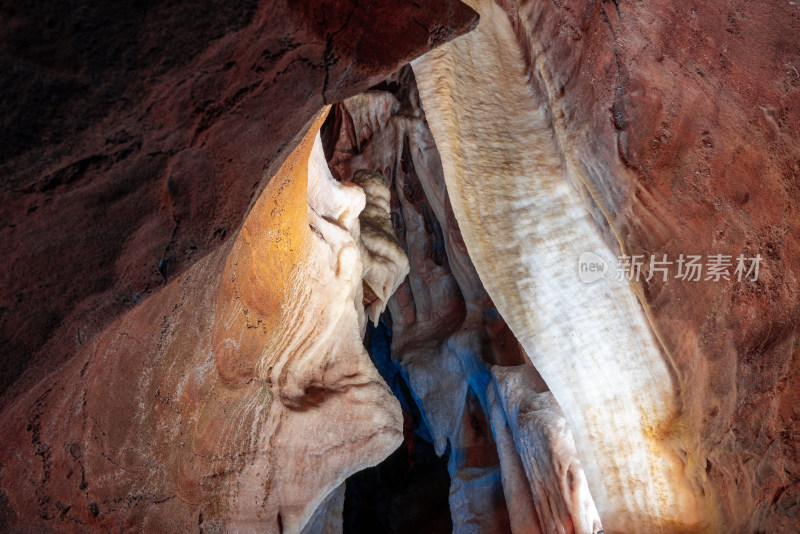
[343, 317, 451, 534]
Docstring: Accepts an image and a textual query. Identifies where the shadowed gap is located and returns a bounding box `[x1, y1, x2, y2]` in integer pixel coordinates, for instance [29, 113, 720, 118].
[343, 317, 452, 534]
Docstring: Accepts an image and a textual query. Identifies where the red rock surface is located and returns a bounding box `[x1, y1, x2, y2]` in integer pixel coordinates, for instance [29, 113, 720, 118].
[496, 0, 800, 529]
[2, 0, 799, 530]
[0, 2, 478, 530]
[0, 0, 478, 403]
[0, 110, 406, 533]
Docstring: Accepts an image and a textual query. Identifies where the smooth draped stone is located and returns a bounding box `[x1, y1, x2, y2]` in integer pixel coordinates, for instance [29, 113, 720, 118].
[412, 0, 699, 530]
[352, 169, 410, 326]
[324, 72, 522, 533]
[488, 379, 543, 534]
[488, 365, 601, 534]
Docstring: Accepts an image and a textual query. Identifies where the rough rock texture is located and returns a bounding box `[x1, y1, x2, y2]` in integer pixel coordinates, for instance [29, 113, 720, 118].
[325, 67, 599, 533]
[501, 2, 800, 531]
[0, 0, 478, 405]
[412, 0, 800, 532]
[3, 0, 798, 531]
[0, 113, 406, 533]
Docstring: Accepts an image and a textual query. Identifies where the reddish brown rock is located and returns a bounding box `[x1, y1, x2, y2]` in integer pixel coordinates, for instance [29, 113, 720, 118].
[3, 0, 798, 530]
[0, 0, 478, 404]
[497, 0, 800, 530]
[0, 111, 407, 533]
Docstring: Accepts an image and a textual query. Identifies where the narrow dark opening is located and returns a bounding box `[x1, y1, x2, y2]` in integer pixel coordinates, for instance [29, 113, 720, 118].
[343, 318, 452, 534]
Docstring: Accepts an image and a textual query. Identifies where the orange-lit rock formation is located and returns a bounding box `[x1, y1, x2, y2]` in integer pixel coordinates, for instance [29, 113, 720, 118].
[0, 0, 477, 407]
[0, 112, 408, 533]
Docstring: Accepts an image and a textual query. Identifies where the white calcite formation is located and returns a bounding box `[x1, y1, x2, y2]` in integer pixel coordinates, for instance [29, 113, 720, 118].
[352, 169, 410, 326]
[327, 81, 516, 532]
[326, 70, 605, 534]
[412, 0, 700, 531]
[488, 365, 602, 534]
[225, 130, 406, 533]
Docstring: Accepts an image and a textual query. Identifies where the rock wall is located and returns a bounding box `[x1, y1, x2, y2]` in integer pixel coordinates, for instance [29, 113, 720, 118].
[0, 112, 408, 533]
[1, 0, 798, 532]
[0, 0, 477, 404]
[412, 0, 800, 531]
